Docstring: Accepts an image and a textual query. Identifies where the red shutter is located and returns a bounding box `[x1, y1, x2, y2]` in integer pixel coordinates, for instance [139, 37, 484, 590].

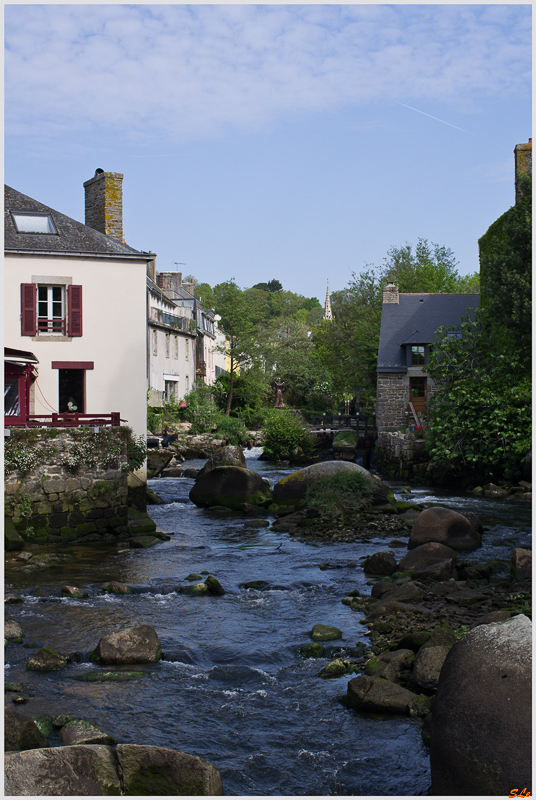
[20, 283, 37, 336]
[68, 285, 83, 336]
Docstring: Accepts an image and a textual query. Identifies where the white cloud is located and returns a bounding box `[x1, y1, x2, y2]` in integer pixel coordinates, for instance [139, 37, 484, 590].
[5, 4, 531, 154]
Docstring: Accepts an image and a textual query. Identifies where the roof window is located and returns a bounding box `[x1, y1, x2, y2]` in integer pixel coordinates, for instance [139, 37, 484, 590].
[11, 212, 58, 234]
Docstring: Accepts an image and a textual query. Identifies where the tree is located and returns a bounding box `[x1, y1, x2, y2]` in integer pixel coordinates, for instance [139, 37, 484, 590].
[479, 172, 531, 345]
[212, 280, 256, 416]
[426, 308, 531, 482]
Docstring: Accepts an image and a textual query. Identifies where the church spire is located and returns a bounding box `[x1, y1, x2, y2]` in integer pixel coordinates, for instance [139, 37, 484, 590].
[323, 282, 333, 321]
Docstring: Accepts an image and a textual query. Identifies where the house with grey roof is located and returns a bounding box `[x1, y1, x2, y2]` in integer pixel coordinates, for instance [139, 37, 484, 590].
[4, 172, 153, 460]
[376, 283, 480, 434]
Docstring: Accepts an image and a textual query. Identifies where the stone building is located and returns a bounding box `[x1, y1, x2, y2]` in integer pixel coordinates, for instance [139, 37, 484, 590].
[376, 284, 480, 434]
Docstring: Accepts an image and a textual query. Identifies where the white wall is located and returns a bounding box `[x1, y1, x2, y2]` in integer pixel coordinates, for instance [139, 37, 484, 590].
[5, 253, 148, 443]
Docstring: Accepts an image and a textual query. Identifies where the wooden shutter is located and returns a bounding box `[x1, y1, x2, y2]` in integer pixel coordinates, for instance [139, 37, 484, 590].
[20, 283, 37, 336]
[68, 285, 83, 337]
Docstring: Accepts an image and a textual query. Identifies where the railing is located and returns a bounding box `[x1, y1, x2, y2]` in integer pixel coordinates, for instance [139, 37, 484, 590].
[6, 412, 122, 428]
[37, 317, 66, 334]
[308, 412, 377, 436]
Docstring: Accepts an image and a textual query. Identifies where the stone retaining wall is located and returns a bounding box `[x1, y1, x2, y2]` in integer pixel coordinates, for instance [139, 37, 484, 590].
[4, 427, 132, 545]
[376, 431, 429, 480]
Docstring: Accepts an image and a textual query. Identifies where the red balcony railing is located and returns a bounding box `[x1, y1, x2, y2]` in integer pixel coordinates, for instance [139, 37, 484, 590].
[6, 412, 123, 428]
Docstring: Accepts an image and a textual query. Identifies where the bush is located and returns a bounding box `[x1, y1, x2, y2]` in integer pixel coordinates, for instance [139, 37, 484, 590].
[213, 415, 250, 446]
[262, 410, 315, 461]
[305, 471, 373, 522]
[182, 384, 220, 433]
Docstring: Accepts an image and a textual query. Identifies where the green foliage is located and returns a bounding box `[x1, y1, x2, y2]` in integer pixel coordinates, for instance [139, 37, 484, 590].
[479, 172, 531, 342]
[305, 471, 373, 522]
[212, 415, 250, 445]
[147, 406, 165, 432]
[125, 430, 148, 471]
[4, 439, 46, 475]
[426, 308, 531, 482]
[182, 383, 221, 433]
[262, 409, 315, 461]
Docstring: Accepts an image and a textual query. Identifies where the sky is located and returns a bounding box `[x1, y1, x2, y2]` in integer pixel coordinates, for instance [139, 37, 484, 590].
[4, 3, 532, 303]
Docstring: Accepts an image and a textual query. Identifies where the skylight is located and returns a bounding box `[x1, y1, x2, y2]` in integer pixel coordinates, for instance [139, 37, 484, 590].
[11, 212, 58, 234]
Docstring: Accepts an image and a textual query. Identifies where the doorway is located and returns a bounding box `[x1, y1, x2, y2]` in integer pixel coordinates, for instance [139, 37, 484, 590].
[409, 376, 427, 416]
[59, 369, 85, 413]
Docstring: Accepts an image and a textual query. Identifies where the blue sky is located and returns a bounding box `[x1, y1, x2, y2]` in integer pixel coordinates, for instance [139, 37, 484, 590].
[5, 4, 531, 303]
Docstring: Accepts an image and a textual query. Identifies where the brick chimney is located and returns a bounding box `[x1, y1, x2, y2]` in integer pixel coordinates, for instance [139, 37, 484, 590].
[83, 169, 124, 241]
[514, 139, 532, 204]
[383, 282, 399, 304]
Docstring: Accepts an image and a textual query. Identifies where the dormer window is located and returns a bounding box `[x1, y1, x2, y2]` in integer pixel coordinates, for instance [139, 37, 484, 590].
[411, 345, 426, 365]
[11, 212, 58, 234]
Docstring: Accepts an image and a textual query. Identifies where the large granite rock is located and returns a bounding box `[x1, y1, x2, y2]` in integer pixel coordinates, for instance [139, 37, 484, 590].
[412, 645, 450, 692]
[92, 624, 162, 665]
[430, 614, 532, 796]
[398, 542, 455, 570]
[4, 745, 121, 794]
[60, 719, 115, 746]
[362, 552, 397, 577]
[347, 675, 429, 716]
[26, 646, 67, 672]
[5, 708, 50, 752]
[408, 507, 481, 551]
[189, 466, 272, 509]
[273, 461, 371, 504]
[199, 445, 246, 474]
[116, 743, 224, 795]
[511, 548, 532, 582]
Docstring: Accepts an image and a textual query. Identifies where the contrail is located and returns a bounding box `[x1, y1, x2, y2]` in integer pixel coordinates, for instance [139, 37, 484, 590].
[396, 102, 479, 136]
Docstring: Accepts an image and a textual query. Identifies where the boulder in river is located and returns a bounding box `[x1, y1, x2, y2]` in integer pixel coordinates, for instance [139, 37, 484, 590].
[4, 745, 121, 794]
[116, 743, 224, 795]
[412, 645, 450, 692]
[92, 624, 162, 665]
[362, 551, 397, 577]
[346, 675, 430, 716]
[189, 466, 272, 510]
[60, 719, 115, 746]
[310, 624, 342, 642]
[430, 614, 532, 796]
[511, 547, 532, 582]
[273, 461, 371, 504]
[199, 445, 247, 475]
[5, 619, 23, 641]
[4, 708, 50, 752]
[408, 507, 482, 551]
[398, 542, 456, 570]
[26, 646, 67, 672]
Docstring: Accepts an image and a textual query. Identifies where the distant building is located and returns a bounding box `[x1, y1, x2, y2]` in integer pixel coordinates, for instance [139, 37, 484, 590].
[376, 284, 479, 434]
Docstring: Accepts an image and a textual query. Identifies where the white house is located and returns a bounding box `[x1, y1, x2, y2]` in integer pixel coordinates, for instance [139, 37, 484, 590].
[146, 275, 197, 405]
[4, 172, 152, 458]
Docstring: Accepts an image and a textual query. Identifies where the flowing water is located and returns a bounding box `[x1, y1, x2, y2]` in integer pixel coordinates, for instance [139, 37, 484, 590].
[4, 451, 531, 796]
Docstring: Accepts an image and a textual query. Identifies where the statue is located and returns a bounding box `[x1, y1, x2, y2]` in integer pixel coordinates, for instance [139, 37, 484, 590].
[274, 377, 284, 408]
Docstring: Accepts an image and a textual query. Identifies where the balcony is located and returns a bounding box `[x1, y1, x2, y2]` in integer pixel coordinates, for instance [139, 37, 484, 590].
[5, 412, 122, 428]
[196, 361, 207, 377]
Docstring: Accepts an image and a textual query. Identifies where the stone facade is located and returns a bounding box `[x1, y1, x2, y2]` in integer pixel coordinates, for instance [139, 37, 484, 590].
[376, 372, 407, 433]
[83, 170, 124, 241]
[376, 431, 428, 480]
[4, 428, 133, 545]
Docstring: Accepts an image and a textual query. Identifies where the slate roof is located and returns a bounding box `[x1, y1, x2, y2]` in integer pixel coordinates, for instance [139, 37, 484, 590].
[4, 185, 151, 259]
[377, 293, 480, 372]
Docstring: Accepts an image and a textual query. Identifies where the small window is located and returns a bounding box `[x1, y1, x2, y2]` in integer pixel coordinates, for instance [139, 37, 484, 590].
[165, 333, 170, 358]
[38, 285, 65, 333]
[152, 330, 158, 356]
[185, 340, 189, 361]
[411, 377, 427, 398]
[411, 345, 426, 365]
[12, 212, 57, 234]
[174, 336, 179, 359]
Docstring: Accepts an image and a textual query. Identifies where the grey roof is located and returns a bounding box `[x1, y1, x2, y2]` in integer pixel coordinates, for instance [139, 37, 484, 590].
[5, 185, 151, 259]
[377, 293, 480, 372]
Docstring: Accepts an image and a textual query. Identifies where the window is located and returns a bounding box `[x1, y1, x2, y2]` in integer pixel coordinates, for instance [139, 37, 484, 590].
[410, 377, 427, 398]
[185, 375, 189, 392]
[165, 380, 177, 403]
[411, 346, 426, 366]
[185, 339, 189, 361]
[58, 369, 85, 413]
[152, 330, 158, 356]
[20, 283, 82, 337]
[165, 333, 170, 358]
[174, 336, 179, 359]
[12, 212, 57, 234]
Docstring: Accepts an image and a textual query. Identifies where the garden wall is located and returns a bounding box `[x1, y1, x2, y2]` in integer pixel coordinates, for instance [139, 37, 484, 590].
[4, 427, 136, 547]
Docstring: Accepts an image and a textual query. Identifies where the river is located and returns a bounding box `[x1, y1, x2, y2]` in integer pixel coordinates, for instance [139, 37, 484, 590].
[4, 450, 532, 795]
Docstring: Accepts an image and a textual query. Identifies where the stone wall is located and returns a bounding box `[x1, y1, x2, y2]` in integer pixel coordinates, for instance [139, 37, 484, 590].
[4, 427, 132, 546]
[376, 431, 429, 480]
[376, 372, 407, 433]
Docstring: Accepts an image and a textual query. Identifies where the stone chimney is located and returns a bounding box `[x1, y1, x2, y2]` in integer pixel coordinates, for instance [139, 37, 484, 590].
[157, 272, 183, 298]
[514, 139, 532, 204]
[83, 169, 124, 241]
[382, 282, 399, 304]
